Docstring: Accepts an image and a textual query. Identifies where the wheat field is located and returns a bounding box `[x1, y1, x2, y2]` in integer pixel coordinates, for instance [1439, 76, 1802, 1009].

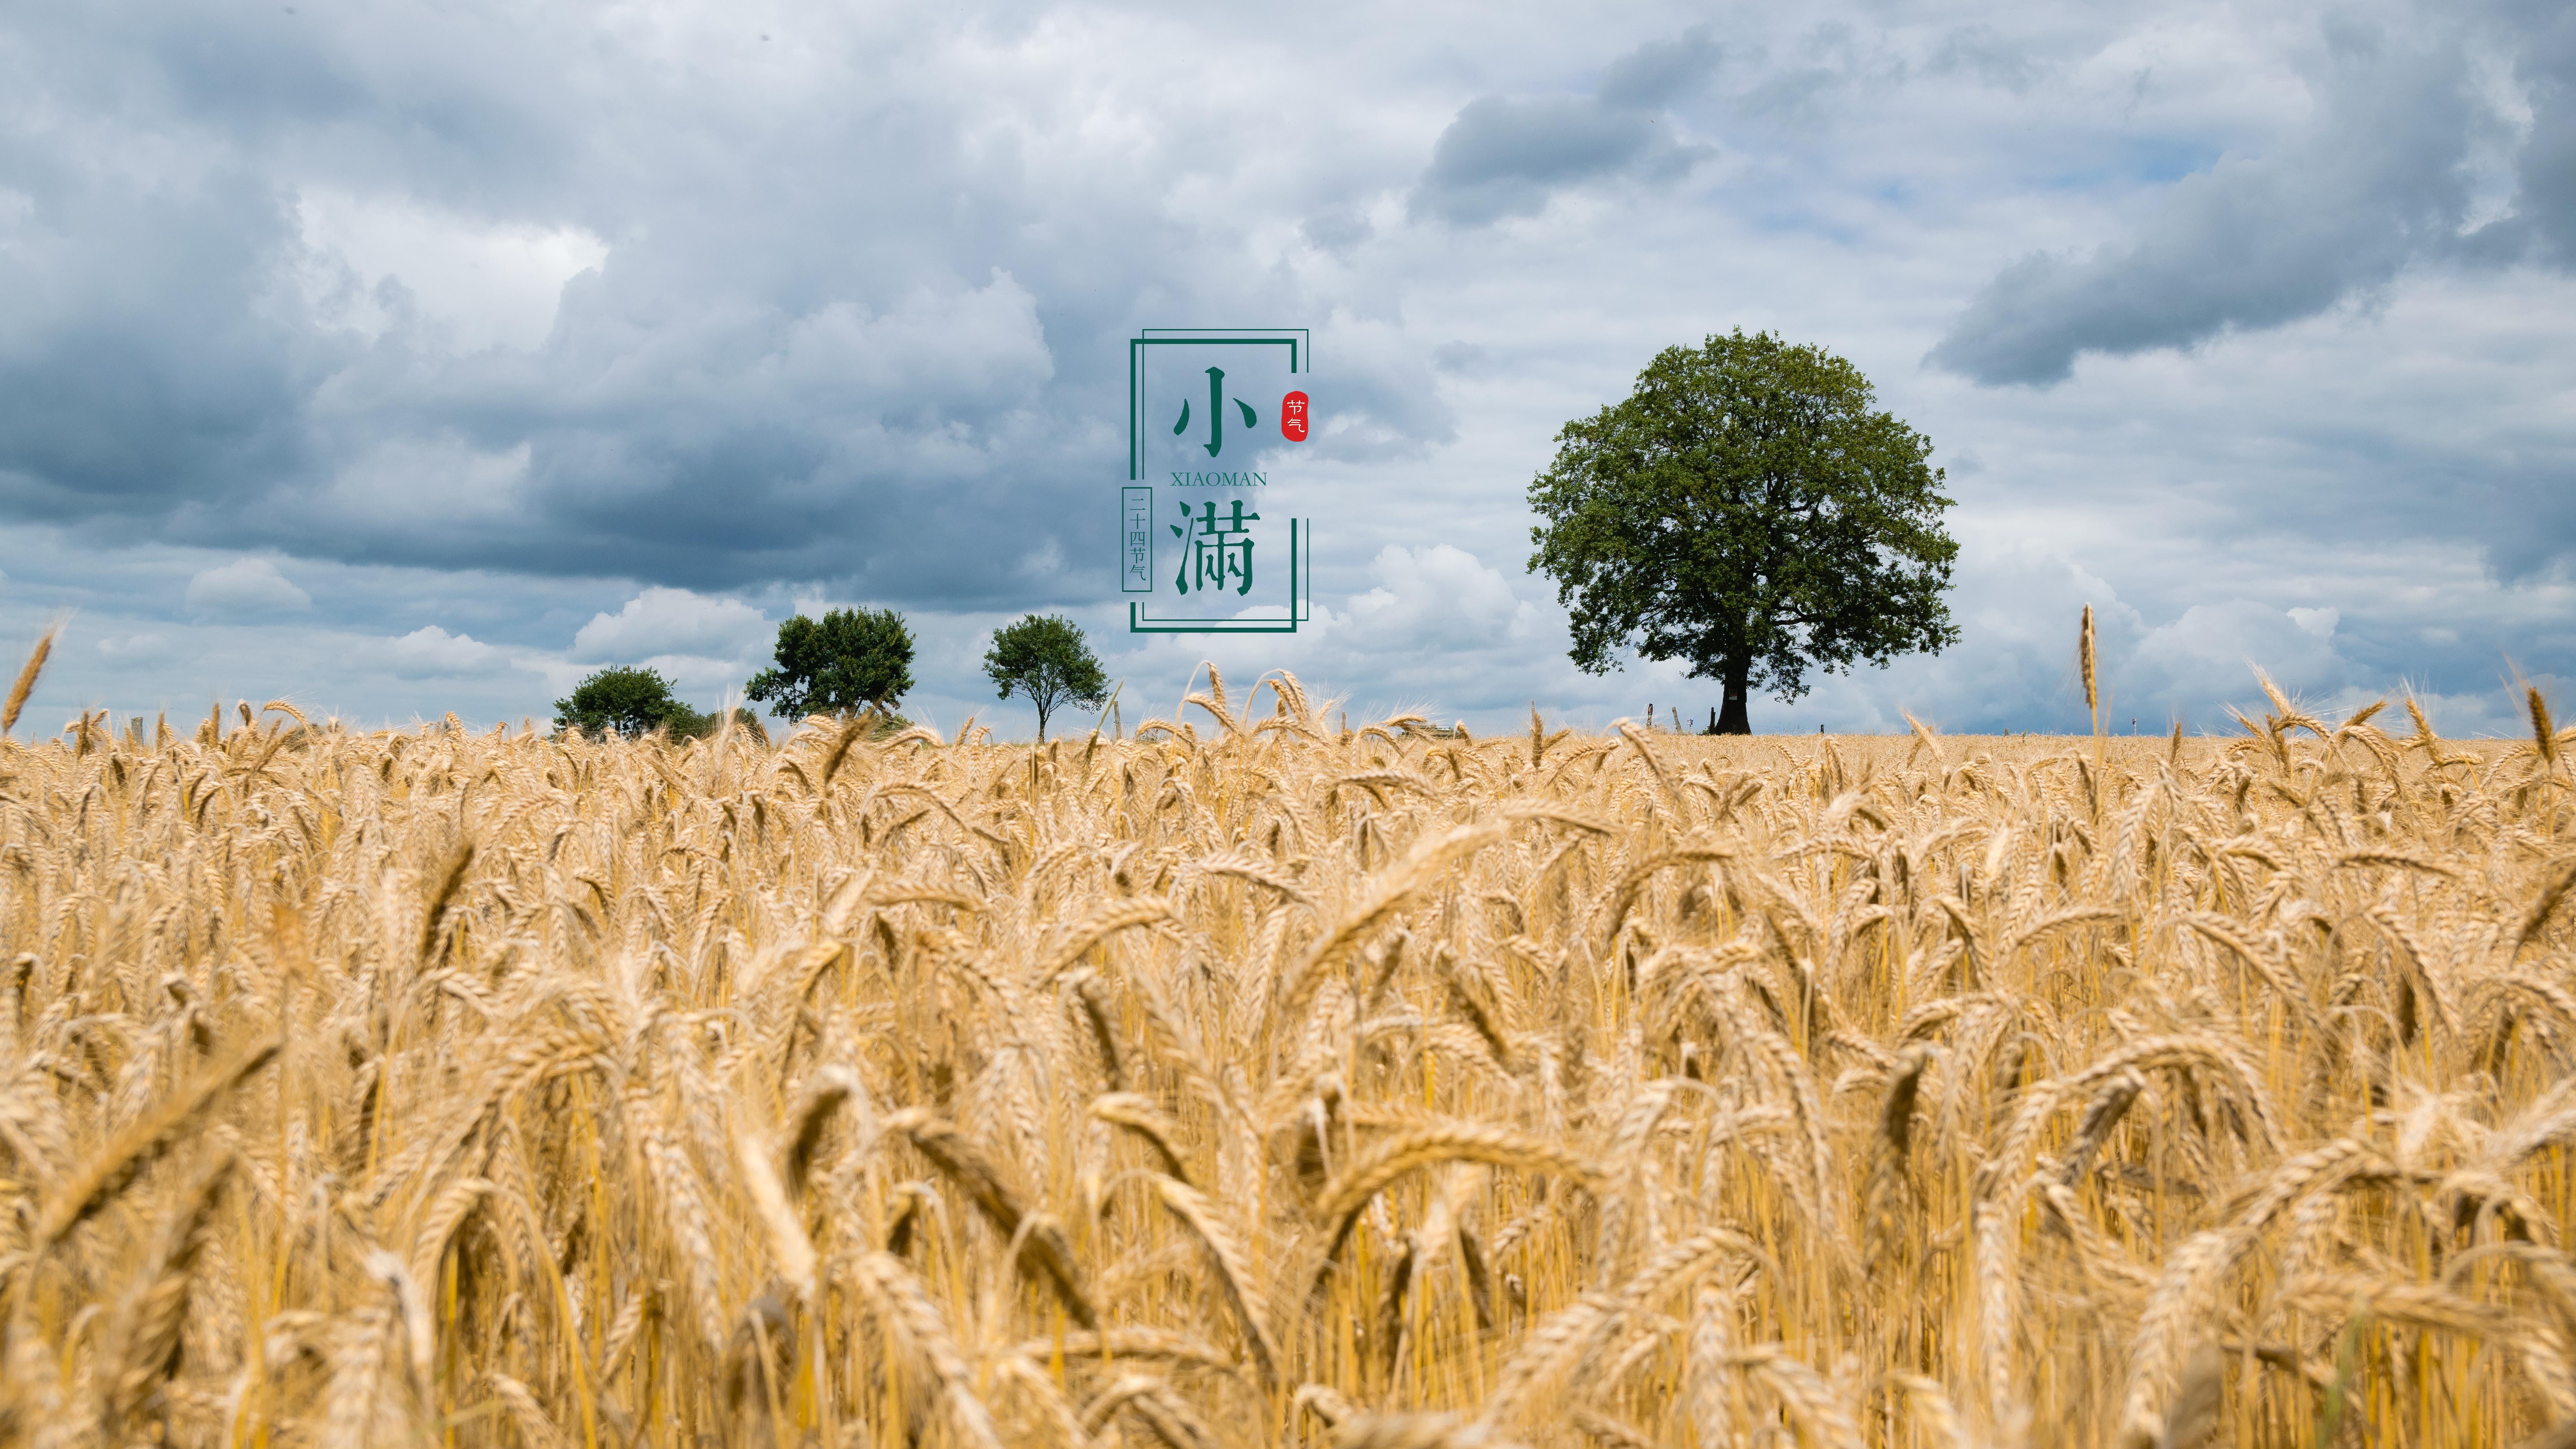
[3, 662, 2574, 1449]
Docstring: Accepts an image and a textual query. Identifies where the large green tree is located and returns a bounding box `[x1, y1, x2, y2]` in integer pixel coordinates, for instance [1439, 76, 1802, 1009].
[555, 666, 710, 739]
[982, 613, 1109, 742]
[744, 607, 915, 719]
[1528, 330, 1959, 734]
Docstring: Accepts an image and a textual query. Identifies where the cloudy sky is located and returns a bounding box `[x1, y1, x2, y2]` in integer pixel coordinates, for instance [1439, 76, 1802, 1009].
[2, 0, 2571, 739]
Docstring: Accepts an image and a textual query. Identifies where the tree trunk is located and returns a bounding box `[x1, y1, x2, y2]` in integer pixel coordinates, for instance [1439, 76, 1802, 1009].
[1715, 660, 1752, 735]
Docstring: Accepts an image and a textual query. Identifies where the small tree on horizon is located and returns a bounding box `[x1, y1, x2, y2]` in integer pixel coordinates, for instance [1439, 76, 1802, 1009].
[745, 607, 915, 719]
[983, 613, 1109, 742]
[554, 666, 710, 739]
[1528, 329, 1959, 734]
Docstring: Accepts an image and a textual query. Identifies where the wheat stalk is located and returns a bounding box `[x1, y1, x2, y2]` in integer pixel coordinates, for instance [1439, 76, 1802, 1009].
[0, 682, 2563, 1446]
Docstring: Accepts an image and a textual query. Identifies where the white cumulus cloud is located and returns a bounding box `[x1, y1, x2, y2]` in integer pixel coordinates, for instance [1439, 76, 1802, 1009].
[96, 632, 172, 663]
[571, 588, 773, 665]
[185, 559, 311, 616]
[296, 189, 609, 353]
[387, 626, 507, 679]
[1343, 544, 1542, 654]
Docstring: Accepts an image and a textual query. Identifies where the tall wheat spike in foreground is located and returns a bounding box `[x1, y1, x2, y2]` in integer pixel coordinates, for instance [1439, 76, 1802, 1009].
[6, 658, 2576, 1448]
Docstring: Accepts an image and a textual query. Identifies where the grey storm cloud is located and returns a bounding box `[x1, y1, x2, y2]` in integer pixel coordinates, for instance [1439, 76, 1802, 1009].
[0, 169, 322, 523]
[1598, 27, 1724, 110]
[2502, 3, 2576, 264]
[0, 0, 2570, 740]
[1931, 3, 2576, 387]
[1408, 29, 1719, 226]
[0, 0, 1449, 607]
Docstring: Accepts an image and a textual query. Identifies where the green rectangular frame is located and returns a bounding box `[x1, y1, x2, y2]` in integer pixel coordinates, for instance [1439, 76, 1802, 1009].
[1126, 328, 1312, 633]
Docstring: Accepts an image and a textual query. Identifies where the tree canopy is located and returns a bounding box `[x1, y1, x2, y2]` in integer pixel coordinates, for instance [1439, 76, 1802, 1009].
[744, 607, 915, 719]
[982, 613, 1109, 742]
[1527, 329, 1959, 733]
[554, 666, 709, 740]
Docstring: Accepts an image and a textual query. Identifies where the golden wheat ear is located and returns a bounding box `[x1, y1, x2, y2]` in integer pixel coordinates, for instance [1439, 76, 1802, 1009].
[2078, 603, 2097, 709]
[885, 1109, 1098, 1329]
[40, 1036, 279, 1248]
[0, 624, 54, 734]
[1090, 1092, 1190, 1182]
[99, 1150, 237, 1438]
[1147, 1175, 1280, 1385]
[735, 1131, 816, 1303]
[839, 1251, 1007, 1449]
[1314, 1124, 1604, 1266]
[1862, 1044, 1934, 1280]
[782, 1067, 861, 1199]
